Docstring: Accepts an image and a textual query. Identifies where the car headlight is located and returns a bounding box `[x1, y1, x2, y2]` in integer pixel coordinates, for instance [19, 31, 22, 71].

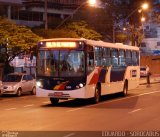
[13, 85, 17, 89]
[7, 86, 15, 90]
[36, 81, 42, 88]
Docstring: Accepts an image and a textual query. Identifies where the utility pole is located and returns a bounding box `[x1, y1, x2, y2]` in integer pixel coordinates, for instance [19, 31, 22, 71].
[113, 25, 115, 43]
[44, 0, 48, 30]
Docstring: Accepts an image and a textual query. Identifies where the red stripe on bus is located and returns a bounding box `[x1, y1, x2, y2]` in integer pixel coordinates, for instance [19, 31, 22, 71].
[88, 67, 102, 85]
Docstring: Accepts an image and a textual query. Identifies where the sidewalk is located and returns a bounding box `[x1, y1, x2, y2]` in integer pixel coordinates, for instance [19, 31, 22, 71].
[140, 74, 160, 85]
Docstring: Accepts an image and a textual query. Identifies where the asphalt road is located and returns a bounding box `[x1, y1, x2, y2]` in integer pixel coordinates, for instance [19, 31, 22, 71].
[0, 83, 160, 136]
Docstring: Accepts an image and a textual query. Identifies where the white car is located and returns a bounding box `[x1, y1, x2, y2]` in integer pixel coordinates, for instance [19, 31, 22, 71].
[0, 80, 2, 94]
[1, 73, 36, 96]
[140, 66, 149, 77]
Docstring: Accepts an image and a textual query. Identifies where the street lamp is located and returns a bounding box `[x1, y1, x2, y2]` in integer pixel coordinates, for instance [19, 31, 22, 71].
[141, 17, 146, 22]
[125, 3, 149, 20]
[55, 0, 96, 29]
[113, 3, 149, 44]
[89, 0, 96, 6]
[141, 3, 149, 10]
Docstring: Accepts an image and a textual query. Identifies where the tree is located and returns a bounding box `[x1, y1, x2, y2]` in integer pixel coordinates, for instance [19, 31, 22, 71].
[152, 2, 160, 24]
[0, 18, 41, 74]
[33, 21, 102, 40]
[65, 21, 102, 40]
[33, 28, 79, 39]
[99, 0, 152, 44]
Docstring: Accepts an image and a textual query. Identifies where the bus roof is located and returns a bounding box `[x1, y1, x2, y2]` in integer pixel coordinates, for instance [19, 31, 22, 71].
[40, 38, 86, 42]
[86, 40, 139, 51]
[39, 38, 139, 51]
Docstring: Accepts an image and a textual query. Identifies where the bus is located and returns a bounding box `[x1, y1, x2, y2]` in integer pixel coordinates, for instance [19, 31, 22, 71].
[36, 38, 140, 105]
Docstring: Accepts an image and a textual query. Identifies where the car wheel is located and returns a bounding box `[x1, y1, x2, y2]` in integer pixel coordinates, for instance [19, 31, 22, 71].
[31, 87, 36, 95]
[50, 98, 59, 105]
[93, 84, 101, 104]
[17, 88, 22, 97]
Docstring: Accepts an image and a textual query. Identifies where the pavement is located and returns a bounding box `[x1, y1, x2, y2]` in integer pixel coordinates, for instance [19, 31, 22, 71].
[140, 74, 160, 85]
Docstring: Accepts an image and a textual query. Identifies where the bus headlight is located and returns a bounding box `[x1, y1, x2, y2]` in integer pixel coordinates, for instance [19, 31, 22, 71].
[36, 81, 42, 88]
[79, 83, 84, 88]
[76, 83, 85, 89]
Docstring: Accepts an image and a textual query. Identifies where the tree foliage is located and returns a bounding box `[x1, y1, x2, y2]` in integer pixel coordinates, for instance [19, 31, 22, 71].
[0, 18, 41, 63]
[33, 21, 102, 40]
[0, 18, 41, 74]
[98, 0, 151, 44]
[65, 21, 102, 40]
[33, 28, 79, 39]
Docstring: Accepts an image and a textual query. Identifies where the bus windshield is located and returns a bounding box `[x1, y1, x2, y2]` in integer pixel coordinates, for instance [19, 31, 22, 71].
[37, 50, 85, 77]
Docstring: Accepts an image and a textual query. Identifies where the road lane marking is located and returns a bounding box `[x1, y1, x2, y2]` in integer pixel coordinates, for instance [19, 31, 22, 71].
[5, 108, 17, 111]
[1, 99, 13, 102]
[42, 101, 50, 104]
[137, 90, 160, 96]
[65, 90, 160, 112]
[20, 97, 27, 99]
[67, 108, 84, 112]
[88, 90, 160, 107]
[63, 133, 75, 137]
[23, 104, 34, 108]
[128, 109, 142, 114]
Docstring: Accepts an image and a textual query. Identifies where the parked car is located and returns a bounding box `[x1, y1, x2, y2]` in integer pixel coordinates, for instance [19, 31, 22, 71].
[0, 80, 2, 94]
[140, 66, 149, 77]
[0, 72, 36, 96]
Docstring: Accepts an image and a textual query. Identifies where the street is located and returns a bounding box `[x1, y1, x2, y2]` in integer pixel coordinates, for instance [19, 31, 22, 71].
[0, 82, 160, 133]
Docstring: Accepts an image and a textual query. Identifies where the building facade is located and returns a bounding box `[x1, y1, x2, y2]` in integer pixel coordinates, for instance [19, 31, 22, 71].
[0, 0, 86, 27]
[140, 0, 160, 55]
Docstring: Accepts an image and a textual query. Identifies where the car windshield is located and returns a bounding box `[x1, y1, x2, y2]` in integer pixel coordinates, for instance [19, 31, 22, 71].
[37, 50, 85, 77]
[3, 75, 22, 82]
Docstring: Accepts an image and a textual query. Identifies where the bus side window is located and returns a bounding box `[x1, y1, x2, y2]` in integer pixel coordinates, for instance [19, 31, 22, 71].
[132, 51, 138, 66]
[119, 49, 126, 67]
[87, 52, 94, 74]
[111, 49, 118, 67]
[103, 48, 111, 67]
[126, 50, 132, 66]
[95, 47, 102, 66]
[136, 52, 139, 65]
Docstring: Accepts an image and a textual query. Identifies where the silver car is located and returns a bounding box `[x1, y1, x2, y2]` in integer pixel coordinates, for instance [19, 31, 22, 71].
[140, 66, 149, 77]
[1, 73, 36, 96]
[0, 80, 2, 94]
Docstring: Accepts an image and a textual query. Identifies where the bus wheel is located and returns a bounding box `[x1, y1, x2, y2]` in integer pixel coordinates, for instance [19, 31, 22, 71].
[93, 85, 101, 104]
[50, 98, 59, 105]
[122, 81, 128, 96]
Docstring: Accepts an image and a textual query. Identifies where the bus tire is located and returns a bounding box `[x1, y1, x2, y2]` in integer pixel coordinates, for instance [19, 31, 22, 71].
[122, 81, 128, 96]
[93, 84, 101, 104]
[50, 98, 59, 105]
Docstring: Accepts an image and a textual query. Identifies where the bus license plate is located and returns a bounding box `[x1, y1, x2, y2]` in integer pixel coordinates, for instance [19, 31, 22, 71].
[48, 92, 63, 97]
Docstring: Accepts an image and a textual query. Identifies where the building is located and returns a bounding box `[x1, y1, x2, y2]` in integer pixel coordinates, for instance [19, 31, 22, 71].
[0, 0, 86, 27]
[140, 0, 160, 56]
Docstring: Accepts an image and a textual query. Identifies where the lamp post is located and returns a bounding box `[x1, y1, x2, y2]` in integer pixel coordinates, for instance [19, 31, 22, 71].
[55, 0, 96, 29]
[44, 0, 48, 30]
[141, 16, 146, 37]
